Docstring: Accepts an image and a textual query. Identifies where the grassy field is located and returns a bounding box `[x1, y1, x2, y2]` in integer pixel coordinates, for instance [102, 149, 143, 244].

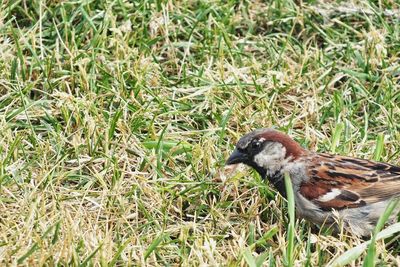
[1, 0, 400, 265]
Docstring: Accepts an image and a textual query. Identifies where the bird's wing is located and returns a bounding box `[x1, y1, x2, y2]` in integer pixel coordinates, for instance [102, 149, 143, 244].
[299, 153, 400, 211]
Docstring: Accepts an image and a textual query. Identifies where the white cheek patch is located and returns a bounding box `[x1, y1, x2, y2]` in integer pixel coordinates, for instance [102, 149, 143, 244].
[317, 188, 342, 202]
[253, 143, 286, 170]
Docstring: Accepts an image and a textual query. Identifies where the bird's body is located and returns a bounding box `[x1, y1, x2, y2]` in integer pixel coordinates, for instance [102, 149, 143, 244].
[226, 128, 400, 236]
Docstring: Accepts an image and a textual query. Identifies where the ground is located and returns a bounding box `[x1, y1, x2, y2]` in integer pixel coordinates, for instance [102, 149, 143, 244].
[1, 0, 400, 266]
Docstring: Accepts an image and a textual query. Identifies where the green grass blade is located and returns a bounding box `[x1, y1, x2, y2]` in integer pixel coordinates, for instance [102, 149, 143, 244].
[243, 248, 257, 267]
[80, 243, 103, 267]
[284, 172, 296, 267]
[331, 122, 344, 154]
[17, 243, 39, 264]
[363, 199, 399, 267]
[329, 200, 400, 267]
[144, 233, 166, 260]
[373, 133, 384, 161]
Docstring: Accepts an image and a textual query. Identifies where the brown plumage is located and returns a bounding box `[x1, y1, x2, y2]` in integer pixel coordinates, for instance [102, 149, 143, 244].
[226, 128, 400, 236]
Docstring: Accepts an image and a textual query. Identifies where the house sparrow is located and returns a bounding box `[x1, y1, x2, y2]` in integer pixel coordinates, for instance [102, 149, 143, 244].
[226, 128, 400, 236]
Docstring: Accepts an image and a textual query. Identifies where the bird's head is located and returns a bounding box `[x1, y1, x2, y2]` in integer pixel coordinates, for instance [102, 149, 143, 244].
[226, 128, 305, 178]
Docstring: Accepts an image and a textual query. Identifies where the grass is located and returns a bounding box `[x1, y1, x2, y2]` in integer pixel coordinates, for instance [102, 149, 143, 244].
[1, 0, 400, 265]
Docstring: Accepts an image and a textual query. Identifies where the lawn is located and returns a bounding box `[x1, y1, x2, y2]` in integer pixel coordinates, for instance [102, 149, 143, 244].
[1, 0, 400, 265]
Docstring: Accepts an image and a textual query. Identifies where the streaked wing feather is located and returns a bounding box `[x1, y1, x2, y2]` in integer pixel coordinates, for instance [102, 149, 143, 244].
[299, 153, 400, 210]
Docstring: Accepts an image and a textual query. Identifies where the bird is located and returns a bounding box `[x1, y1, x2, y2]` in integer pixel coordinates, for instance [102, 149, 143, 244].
[225, 128, 400, 236]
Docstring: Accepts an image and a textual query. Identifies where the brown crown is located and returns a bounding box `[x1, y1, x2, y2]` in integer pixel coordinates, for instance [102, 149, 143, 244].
[256, 129, 306, 159]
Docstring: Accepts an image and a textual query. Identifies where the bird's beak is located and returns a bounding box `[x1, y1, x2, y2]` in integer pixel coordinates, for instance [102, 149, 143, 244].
[226, 148, 248, 165]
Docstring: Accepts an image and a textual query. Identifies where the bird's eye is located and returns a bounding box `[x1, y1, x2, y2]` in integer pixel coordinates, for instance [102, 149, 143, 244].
[251, 140, 261, 149]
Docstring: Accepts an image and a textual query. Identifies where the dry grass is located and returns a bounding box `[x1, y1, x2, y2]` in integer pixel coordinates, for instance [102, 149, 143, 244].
[1, 0, 400, 265]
